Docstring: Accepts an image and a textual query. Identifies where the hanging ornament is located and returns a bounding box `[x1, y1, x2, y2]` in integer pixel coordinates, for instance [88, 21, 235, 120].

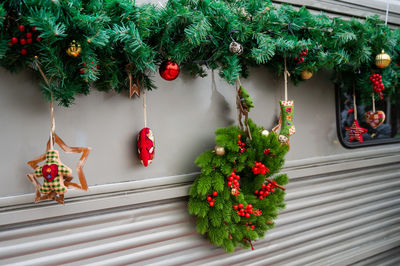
[137, 127, 155, 167]
[214, 145, 225, 156]
[369, 74, 385, 100]
[300, 70, 313, 80]
[229, 41, 243, 55]
[26, 59, 91, 204]
[345, 84, 368, 143]
[66, 40, 82, 57]
[159, 60, 180, 81]
[273, 58, 295, 145]
[345, 120, 368, 143]
[365, 111, 385, 129]
[375, 50, 391, 68]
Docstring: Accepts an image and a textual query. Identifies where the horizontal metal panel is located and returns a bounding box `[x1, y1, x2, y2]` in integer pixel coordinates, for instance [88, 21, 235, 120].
[0, 150, 399, 265]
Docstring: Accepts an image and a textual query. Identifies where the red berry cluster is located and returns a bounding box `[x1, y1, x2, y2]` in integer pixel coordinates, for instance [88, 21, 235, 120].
[369, 73, 385, 100]
[206, 191, 218, 207]
[237, 134, 246, 154]
[294, 49, 308, 63]
[264, 148, 270, 155]
[80, 61, 101, 74]
[244, 222, 255, 230]
[8, 25, 41, 55]
[254, 182, 276, 200]
[234, 203, 253, 218]
[226, 171, 240, 188]
[252, 161, 269, 175]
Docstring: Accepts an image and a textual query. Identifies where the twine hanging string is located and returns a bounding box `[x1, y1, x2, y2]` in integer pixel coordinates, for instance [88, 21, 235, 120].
[236, 78, 252, 140]
[372, 93, 376, 112]
[353, 85, 358, 121]
[35, 58, 55, 149]
[385, 0, 390, 25]
[143, 88, 147, 128]
[284, 57, 290, 101]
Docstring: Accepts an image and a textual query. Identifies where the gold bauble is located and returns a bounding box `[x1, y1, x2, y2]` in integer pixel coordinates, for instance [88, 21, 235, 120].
[66, 40, 81, 57]
[301, 70, 313, 80]
[375, 50, 391, 68]
[214, 145, 225, 156]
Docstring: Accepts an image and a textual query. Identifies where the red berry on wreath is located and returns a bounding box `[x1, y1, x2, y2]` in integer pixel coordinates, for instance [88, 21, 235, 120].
[19, 25, 25, 32]
[207, 196, 212, 201]
[234, 205, 238, 209]
[11, 37, 18, 44]
[228, 181, 232, 186]
[245, 213, 251, 218]
[238, 203, 243, 209]
[27, 38, 33, 44]
[36, 36, 42, 42]
[32, 26, 37, 32]
[209, 201, 215, 207]
[20, 48, 27, 55]
[159, 60, 180, 81]
[212, 191, 217, 196]
[20, 38, 27, 45]
[251, 225, 255, 229]
[26, 32, 32, 38]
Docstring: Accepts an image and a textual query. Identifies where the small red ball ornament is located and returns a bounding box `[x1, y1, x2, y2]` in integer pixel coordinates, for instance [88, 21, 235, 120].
[19, 25, 25, 32]
[20, 38, 27, 45]
[11, 37, 18, 44]
[159, 60, 180, 81]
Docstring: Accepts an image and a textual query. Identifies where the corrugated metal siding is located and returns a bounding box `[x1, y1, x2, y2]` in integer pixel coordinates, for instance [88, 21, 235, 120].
[1, 150, 399, 265]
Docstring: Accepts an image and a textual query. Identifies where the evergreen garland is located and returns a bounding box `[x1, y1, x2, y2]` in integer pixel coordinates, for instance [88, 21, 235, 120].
[0, 0, 399, 106]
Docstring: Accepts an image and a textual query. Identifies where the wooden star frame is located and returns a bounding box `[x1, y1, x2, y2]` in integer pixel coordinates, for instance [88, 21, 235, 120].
[26, 133, 91, 204]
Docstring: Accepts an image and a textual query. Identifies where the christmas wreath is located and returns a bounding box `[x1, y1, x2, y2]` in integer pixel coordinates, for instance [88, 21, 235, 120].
[188, 120, 289, 252]
[189, 79, 292, 252]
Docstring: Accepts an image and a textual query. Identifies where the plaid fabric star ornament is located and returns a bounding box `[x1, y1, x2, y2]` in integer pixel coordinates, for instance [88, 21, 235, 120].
[345, 120, 368, 143]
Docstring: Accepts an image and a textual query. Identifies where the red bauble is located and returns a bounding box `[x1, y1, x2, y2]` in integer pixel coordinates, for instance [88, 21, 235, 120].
[159, 60, 180, 81]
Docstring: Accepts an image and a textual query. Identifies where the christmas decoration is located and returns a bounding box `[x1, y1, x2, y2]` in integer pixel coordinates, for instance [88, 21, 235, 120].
[0, 1, 399, 106]
[66, 40, 81, 57]
[214, 145, 225, 156]
[279, 101, 295, 140]
[189, 80, 289, 252]
[375, 50, 391, 68]
[261, 129, 269, 137]
[137, 127, 155, 167]
[27, 134, 91, 204]
[229, 41, 243, 55]
[300, 70, 313, 80]
[345, 120, 368, 143]
[189, 119, 289, 252]
[369, 74, 385, 100]
[159, 60, 180, 81]
[365, 111, 386, 129]
[294, 49, 308, 64]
